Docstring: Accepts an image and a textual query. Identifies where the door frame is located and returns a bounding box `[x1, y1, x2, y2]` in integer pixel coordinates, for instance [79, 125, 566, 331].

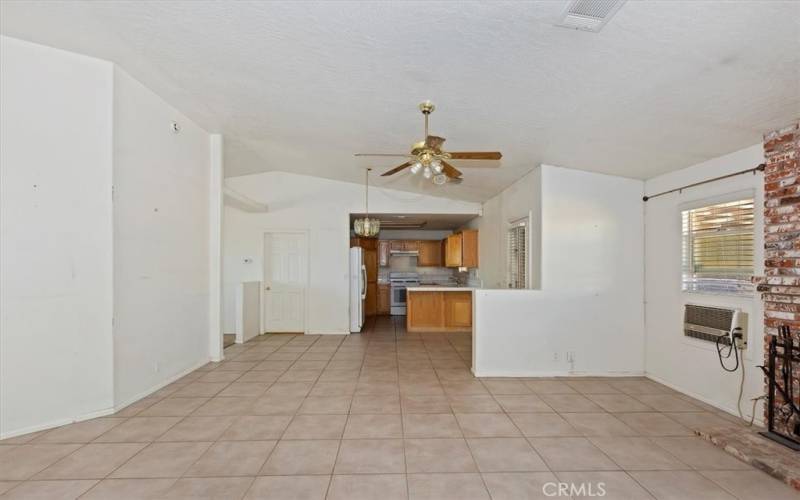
[261, 229, 310, 335]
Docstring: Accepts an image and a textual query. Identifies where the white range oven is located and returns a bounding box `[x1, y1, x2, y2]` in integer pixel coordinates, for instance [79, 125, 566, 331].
[389, 272, 419, 315]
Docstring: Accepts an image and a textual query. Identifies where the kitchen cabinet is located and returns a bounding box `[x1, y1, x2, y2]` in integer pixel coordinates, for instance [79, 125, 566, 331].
[443, 230, 479, 268]
[389, 240, 404, 252]
[365, 281, 377, 316]
[406, 289, 472, 332]
[378, 240, 390, 267]
[351, 237, 378, 250]
[377, 284, 390, 314]
[364, 249, 377, 282]
[417, 240, 442, 267]
[403, 240, 418, 252]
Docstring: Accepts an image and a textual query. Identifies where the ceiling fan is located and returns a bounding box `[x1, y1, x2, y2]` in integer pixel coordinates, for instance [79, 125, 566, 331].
[355, 101, 502, 185]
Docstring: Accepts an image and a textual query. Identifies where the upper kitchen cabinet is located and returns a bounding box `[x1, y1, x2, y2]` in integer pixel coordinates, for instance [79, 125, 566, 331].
[444, 229, 479, 268]
[351, 237, 378, 250]
[378, 240, 390, 267]
[417, 240, 442, 267]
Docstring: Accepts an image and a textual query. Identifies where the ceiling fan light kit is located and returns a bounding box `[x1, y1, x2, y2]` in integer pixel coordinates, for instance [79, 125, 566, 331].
[355, 101, 503, 186]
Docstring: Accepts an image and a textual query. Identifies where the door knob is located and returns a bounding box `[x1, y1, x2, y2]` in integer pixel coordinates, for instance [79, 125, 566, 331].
[265, 286, 271, 291]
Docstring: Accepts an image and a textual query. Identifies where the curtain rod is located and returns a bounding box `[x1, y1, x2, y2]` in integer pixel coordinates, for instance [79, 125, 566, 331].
[642, 163, 765, 202]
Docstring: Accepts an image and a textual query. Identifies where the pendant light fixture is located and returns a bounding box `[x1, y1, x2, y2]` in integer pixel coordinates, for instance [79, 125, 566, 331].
[353, 168, 380, 237]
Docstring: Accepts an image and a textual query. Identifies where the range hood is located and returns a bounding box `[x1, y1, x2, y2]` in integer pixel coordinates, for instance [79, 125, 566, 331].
[390, 249, 419, 256]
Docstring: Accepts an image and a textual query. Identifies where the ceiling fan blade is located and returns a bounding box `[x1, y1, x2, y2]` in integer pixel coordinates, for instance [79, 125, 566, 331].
[381, 161, 413, 177]
[448, 152, 503, 160]
[424, 135, 446, 150]
[441, 161, 463, 179]
[354, 153, 415, 157]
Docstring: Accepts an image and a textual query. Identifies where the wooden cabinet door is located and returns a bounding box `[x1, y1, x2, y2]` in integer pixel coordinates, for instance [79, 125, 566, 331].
[365, 281, 377, 316]
[461, 230, 479, 268]
[378, 240, 390, 267]
[407, 291, 444, 329]
[417, 240, 441, 267]
[364, 249, 378, 282]
[404, 240, 419, 252]
[445, 234, 463, 267]
[444, 292, 472, 328]
[377, 284, 390, 314]
[389, 240, 404, 252]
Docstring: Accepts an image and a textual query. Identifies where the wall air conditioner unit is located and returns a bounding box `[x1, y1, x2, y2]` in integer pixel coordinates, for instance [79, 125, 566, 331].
[684, 304, 747, 349]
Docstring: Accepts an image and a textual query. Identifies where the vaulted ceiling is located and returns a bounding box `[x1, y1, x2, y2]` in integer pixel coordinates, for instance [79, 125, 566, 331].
[2, 1, 798, 201]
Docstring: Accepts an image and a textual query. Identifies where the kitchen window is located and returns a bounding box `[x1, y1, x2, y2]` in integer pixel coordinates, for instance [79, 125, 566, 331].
[507, 218, 528, 289]
[681, 197, 754, 296]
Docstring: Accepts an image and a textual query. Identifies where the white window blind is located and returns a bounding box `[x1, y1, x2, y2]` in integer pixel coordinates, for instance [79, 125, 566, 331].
[681, 198, 754, 296]
[507, 219, 527, 289]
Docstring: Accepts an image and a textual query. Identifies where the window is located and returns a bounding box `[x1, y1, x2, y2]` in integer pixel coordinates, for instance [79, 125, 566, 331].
[507, 219, 527, 289]
[681, 198, 754, 296]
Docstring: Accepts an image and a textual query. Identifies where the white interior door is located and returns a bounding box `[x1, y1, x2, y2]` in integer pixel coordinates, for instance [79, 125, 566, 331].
[263, 232, 307, 333]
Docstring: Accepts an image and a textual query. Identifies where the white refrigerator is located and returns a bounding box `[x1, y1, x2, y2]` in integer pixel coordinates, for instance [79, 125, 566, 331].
[349, 247, 366, 332]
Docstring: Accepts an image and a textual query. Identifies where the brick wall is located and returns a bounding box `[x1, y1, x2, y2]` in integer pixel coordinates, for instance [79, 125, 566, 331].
[758, 121, 800, 435]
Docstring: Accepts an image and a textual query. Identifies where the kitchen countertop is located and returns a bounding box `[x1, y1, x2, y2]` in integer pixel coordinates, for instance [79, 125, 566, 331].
[406, 286, 476, 292]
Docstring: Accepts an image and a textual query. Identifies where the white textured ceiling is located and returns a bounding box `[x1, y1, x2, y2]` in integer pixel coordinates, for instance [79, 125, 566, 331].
[2, 1, 799, 202]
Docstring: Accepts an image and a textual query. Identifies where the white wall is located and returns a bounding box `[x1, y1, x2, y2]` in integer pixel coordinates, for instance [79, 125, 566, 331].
[467, 169, 541, 289]
[112, 68, 211, 407]
[223, 171, 482, 334]
[644, 144, 765, 421]
[473, 165, 645, 376]
[0, 36, 115, 436]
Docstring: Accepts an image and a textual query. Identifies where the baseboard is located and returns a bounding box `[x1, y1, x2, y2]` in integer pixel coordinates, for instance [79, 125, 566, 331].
[1, 405, 116, 440]
[112, 357, 213, 412]
[472, 369, 646, 378]
[307, 330, 350, 335]
[644, 373, 764, 426]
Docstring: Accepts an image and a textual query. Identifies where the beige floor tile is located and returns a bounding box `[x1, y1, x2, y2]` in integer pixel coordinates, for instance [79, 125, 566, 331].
[401, 395, 451, 413]
[350, 394, 401, 414]
[216, 361, 259, 372]
[404, 438, 477, 473]
[281, 414, 347, 439]
[403, 414, 462, 438]
[217, 382, 270, 398]
[0, 482, 19, 495]
[260, 439, 339, 475]
[309, 381, 357, 397]
[172, 382, 230, 398]
[192, 397, 257, 416]
[35, 443, 146, 479]
[566, 380, 621, 394]
[523, 381, 577, 394]
[555, 471, 656, 499]
[219, 416, 292, 441]
[455, 413, 521, 437]
[35, 418, 126, 443]
[2, 479, 97, 500]
[586, 393, 654, 412]
[161, 477, 254, 499]
[610, 379, 672, 395]
[278, 369, 323, 382]
[701, 470, 800, 500]
[589, 437, 687, 470]
[482, 380, 532, 395]
[327, 474, 408, 500]
[441, 380, 488, 396]
[615, 413, 693, 436]
[139, 397, 209, 417]
[630, 471, 736, 500]
[407, 473, 489, 500]
[651, 437, 752, 470]
[509, 413, 581, 437]
[198, 371, 244, 383]
[244, 475, 330, 500]
[264, 382, 314, 397]
[156, 416, 236, 442]
[344, 414, 403, 439]
[561, 413, 639, 436]
[0, 431, 48, 445]
[94, 417, 181, 442]
[467, 438, 548, 472]
[114, 398, 160, 418]
[79, 478, 177, 499]
[0, 444, 81, 480]
[529, 437, 619, 471]
[494, 395, 553, 413]
[448, 395, 503, 413]
[540, 394, 605, 413]
[250, 395, 305, 415]
[298, 396, 352, 414]
[186, 440, 275, 476]
[334, 439, 405, 474]
[481, 472, 560, 500]
[633, 394, 704, 412]
[110, 442, 212, 478]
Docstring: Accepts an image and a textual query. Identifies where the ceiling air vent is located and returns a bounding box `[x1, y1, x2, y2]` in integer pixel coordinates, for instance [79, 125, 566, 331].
[556, 0, 626, 32]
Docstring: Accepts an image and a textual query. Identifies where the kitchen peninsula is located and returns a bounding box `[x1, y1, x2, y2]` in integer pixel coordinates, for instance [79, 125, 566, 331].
[406, 287, 474, 332]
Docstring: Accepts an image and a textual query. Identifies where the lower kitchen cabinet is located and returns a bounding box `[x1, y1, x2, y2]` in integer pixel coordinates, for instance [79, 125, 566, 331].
[377, 284, 390, 315]
[406, 290, 472, 332]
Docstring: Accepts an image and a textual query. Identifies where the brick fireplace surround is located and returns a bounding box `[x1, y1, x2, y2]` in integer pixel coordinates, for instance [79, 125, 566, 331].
[760, 122, 800, 438]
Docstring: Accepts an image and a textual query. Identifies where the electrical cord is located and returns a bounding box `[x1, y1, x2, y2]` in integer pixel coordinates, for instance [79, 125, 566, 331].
[716, 328, 741, 372]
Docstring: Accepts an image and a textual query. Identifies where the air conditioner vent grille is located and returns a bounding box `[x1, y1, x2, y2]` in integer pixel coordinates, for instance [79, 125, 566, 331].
[683, 304, 745, 347]
[568, 0, 622, 20]
[556, 0, 626, 32]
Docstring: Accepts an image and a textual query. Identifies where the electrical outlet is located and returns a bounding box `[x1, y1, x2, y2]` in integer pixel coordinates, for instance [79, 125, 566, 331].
[553, 352, 559, 362]
[566, 351, 575, 362]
